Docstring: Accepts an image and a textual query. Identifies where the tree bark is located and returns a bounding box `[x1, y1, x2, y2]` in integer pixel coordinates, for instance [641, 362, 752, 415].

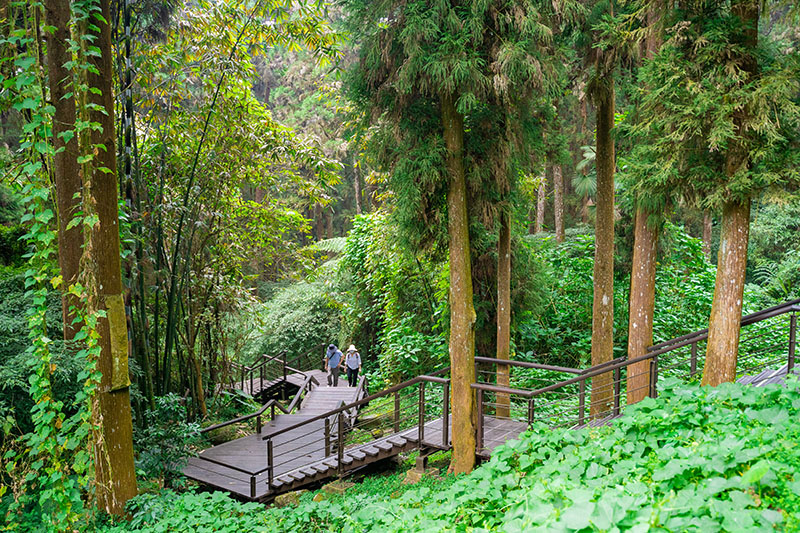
[353, 164, 363, 215]
[495, 210, 511, 418]
[626, 6, 661, 405]
[702, 200, 750, 386]
[535, 175, 546, 233]
[86, 0, 138, 513]
[590, 80, 615, 417]
[442, 93, 476, 474]
[702, 209, 712, 261]
[553, 164, 564, 243]
[626, 207, 658, 404]
[44, 0, 82, 340]
[701, 0, 757, 387]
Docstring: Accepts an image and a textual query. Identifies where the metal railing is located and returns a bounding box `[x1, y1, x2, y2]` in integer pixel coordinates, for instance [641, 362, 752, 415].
[260, 368, 450, 493]
[196, 374, 319, 498]
[472, 299, 799, 453]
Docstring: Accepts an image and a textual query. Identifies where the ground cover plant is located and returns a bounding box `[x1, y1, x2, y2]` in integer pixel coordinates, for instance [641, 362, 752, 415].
[96, 379, 800, 531]
[263, 379, 800, 532]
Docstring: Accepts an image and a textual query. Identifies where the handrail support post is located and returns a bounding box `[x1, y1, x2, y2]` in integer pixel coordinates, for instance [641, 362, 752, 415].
[442, 382, 450, 448]
[418, 382, 425, 445]
[788, 313, 797, 374]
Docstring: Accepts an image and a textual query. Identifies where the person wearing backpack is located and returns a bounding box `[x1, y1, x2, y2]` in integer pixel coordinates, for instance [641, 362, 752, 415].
[344, 345, 362, 387]
[324, 344, 343, 386]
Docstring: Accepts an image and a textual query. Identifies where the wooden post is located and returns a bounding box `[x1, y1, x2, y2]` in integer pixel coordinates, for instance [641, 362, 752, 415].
[476, 388, 484, 454]
[393, 390, 400, 433]
[250, 475, 256, 499]
[324, 417, 331, 456]
[442, 382, 450, 448]
[337, 410, 344, 477]
[527, 397, 535, 425]
[690, 342, 698, 378]
[649, 358, 658, 398]
[788, 313, 796, 374]
[266, 438, 274, 490]
[613, 367, 621, 417]
[418, 382, 425, 445]
[578, 380, 586, 427]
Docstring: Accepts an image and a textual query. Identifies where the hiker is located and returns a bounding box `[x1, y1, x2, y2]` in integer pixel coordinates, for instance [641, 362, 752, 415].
[345, 345, 362, 387]
[324, 344, 342, 386]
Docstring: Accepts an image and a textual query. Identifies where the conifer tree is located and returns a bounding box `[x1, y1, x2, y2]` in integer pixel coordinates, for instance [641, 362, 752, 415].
[345, 0, 577, 471]
[635, 0, 800, 386]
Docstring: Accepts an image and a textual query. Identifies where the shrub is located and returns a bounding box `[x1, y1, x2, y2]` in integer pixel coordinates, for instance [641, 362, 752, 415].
[134, 394, 202, 488]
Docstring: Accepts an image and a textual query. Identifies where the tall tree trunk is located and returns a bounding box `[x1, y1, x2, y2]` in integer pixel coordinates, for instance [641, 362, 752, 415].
[535, 175, 546, 233]
[495, 211, 511, 418]
[86, 0, 138, 513]
[702, 200, 750, 386]
[702, 209, 712, 260]
[626, 7, 661, 405]
[44, 0, 82, 340]
[626, 207, 658, 404]
[354, 164, 363, 215]
[701, 0, 757, 387]
[326, 207, 334, 238]
[442, 93, 476, 474]
[553, 164, 564, 243]
[590, 79, 615, 417]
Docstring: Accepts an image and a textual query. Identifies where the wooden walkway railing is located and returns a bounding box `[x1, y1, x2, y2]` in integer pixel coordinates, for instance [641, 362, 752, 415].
[472, 298, 800, 453]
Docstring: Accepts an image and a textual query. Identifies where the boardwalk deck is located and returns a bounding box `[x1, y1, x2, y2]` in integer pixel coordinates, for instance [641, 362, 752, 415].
[183, 412, 527, 501]
[184, 380, 367, 501]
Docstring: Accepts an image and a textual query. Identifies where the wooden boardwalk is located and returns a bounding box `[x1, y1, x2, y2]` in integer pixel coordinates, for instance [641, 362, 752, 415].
[184, 379, 368, 501]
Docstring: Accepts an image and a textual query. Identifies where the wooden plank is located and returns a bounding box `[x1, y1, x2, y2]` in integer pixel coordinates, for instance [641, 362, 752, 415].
[349, 450, 366, 461]
[374, 441, 393, 452]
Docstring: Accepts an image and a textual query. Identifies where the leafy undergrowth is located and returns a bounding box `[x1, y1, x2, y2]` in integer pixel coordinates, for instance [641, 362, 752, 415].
[108, 379, 800, 532]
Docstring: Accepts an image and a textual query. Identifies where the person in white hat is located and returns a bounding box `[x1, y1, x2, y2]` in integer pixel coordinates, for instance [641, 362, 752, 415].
[344, 345, 362, 387]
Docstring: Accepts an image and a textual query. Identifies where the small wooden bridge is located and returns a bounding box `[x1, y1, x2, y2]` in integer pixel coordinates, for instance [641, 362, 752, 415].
[184, 299, 798, 501]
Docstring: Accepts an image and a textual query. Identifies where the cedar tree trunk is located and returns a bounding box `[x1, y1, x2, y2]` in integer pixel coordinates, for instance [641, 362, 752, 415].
[495, 210, 511, 418]
[626, 8, 660, 404]
[553, 164, 564, 243]
[702, 200, 751, 386]
[354, 165, 363, 215]
[442, 93, 477, 474]
[86, 0, 138, 513]
[702, 210, 712, 260]
[535, 176, 546, 233]
[44, 0, 82, 340]
[626, 207, 658, 403]
[701, 0, 757, 387]
[590, 80, 615, 417]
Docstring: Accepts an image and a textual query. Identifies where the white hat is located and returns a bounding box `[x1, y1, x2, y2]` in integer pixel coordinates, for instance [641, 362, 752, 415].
[348, 344, 357, 352]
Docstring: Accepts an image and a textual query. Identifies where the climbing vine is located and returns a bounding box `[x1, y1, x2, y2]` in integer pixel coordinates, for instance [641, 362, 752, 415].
[0, 0, 106, 529]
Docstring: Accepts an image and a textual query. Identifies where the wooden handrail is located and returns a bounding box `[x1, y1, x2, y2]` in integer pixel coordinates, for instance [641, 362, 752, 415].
[262, 369, 450, 441]
[286, 374, 319, 413]
[199, 398, 289, 434]
[648, 299, 800, 353]
[474, 356, 583, 375]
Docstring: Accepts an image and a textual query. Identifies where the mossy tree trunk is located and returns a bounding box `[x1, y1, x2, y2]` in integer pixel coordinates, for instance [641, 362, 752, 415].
[495, 210, 511, 418]
[627, 207, 658, 403]
[626, 10, 661, 405]
[442, 93, 477, 474]
[553, 164, 564, 243]
[86, 0, 138, 513]
[590, 79, 615, 417]
[701, 0, 757, 388]
[44, 0, 82, 340]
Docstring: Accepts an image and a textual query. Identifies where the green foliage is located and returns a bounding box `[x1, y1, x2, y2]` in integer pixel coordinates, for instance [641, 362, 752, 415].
[339, 213, 447, 382]
[260, 379, 800, 531]
[133, 394, 201, 488]
[254, 280, 339, 363]
[631, 2, 800, 206]
[0, 225, 25, 266]
[104, 490, 268, 532]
